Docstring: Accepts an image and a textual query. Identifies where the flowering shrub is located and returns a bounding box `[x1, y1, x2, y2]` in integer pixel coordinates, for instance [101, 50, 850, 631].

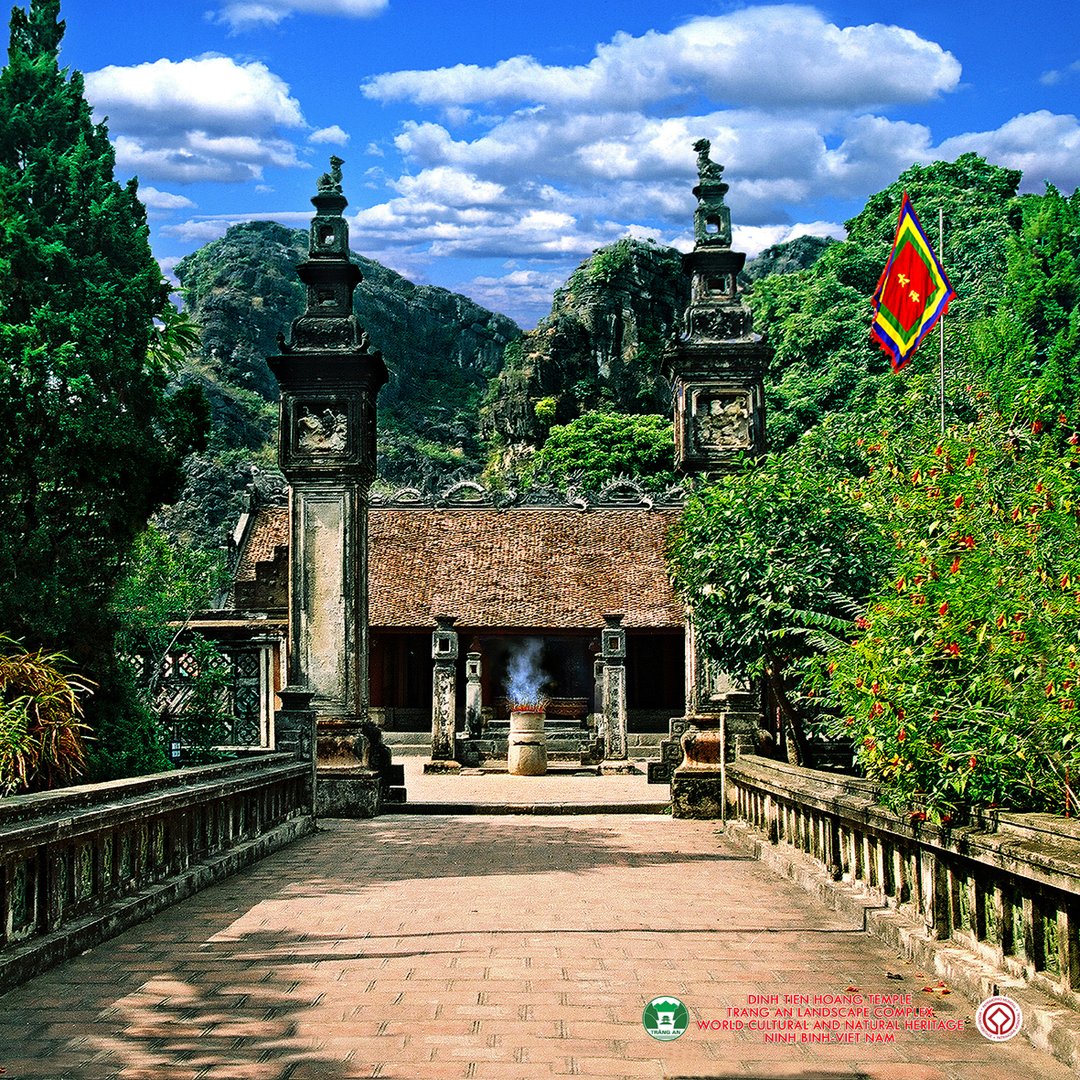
[816, 417, 1080, 820]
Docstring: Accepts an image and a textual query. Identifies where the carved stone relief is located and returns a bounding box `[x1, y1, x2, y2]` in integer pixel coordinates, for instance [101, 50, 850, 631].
[297, 404, 348, 453]
[692, 389, 752, 452]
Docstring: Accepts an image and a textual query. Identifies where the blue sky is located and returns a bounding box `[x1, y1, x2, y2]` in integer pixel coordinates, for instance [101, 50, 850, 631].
[52, 0, 1080, 326]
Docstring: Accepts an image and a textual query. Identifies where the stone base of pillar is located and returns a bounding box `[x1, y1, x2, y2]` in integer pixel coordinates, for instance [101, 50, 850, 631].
[599, 762, 642, 775]
[313, 721, 405, 814]
[670, 714, 726, 820]
[316, 769, 383, 817]
[671, 772, 725, 819]
[423, 759, 462, 774]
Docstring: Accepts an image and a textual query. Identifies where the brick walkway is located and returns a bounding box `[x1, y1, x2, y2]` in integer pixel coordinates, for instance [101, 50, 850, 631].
[0, 810, 1072, 1080]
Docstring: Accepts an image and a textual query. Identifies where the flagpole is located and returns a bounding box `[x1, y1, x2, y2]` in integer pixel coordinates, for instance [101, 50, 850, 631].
[939, 207, 946, 434]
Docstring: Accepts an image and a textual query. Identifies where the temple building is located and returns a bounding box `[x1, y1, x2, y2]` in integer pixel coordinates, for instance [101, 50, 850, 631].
[215, 482, 686, 755]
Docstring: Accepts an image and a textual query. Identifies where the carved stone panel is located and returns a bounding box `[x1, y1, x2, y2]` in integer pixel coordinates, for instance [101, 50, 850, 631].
[297, 401, 348, 454]
[691, 387, 753, 453]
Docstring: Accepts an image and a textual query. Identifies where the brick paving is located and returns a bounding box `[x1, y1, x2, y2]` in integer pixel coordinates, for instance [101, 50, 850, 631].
[0, 799, 1073, 1079]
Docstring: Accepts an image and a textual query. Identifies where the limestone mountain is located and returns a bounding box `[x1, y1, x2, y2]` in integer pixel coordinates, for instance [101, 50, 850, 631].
[480, 238, 690, 461]
[742, 234, 837, 282]
[159, 220, 520, 550]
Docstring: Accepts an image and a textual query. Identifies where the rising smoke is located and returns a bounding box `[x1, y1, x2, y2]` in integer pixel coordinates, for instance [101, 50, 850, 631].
[506, 638, 547, 706]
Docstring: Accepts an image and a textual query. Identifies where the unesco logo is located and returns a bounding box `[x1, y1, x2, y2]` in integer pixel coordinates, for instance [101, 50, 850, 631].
[642, 996, 689, 1041]
[975, 995, 1022, 1041]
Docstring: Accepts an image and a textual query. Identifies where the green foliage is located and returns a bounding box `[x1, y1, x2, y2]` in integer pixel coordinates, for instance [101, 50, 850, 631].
[667, 429, 891, 750]
[533, 396, 558, 427]
[964, 185, 1080, 427]
[813, 416, 1080, 821]
[751, 155, 1025, 451]
[0, 635, 93, 795]
[518, 410, 677, 492]
[112, 526, 231, 767]
[0, 0, 206, 776]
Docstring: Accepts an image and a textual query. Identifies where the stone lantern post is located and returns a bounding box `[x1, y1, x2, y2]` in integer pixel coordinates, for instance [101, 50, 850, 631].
[656, 140, 772, 817]
[268, 157, 395, 816]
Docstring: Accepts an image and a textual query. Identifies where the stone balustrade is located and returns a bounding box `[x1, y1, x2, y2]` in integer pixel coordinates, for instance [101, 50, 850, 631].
[728, 755, 1080, 1011]
[0, 753, 315, 994]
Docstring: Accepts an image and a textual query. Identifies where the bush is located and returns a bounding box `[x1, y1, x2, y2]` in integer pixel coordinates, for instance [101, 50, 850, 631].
[0, 635, 93, 795]
[815, 416, 1080, 820]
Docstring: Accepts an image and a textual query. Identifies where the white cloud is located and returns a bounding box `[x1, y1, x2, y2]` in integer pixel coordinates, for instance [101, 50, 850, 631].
[310, 124, 350, 145]
[938, 111, 1080, 192]
[85, 56, 307, 184]
[213, 0, 387, 32]
[162, 210, 312, 243]
[390, 166, 506, 206]
[461, 268, 567, 324]
[138, 186, 197, 211]
[86, 57, 304, 133]
[1040, 60, 1080, 86]
[734, 220, 845, 258]
[363, 6, 960, 111]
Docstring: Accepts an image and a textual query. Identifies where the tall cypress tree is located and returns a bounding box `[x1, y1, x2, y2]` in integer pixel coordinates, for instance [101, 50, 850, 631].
[0, 0, 206, 776]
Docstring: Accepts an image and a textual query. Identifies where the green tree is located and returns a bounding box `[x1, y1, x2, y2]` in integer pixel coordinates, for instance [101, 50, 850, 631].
[667, 426, 891, 762]
[0, 0, 206, 777]
[518, 410, 677, 492]
[750, 155, 1023, 450]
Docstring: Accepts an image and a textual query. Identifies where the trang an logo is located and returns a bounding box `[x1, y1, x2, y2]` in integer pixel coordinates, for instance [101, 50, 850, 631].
[642, 996, 689, 1041]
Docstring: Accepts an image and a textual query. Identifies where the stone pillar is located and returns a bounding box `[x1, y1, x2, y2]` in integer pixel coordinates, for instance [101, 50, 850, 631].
[464, 647, 483, 738]
[601, 614, 628, 763]
[427, 616, 460, 772]
[273, 685, 316, 816]
[592, 654, 606, 741]
[652, 140, 771, 815]
[268, 158, 395, 817]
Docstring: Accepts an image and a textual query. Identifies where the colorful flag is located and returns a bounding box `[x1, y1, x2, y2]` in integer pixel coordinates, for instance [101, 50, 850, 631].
[871, 192, 956, 372]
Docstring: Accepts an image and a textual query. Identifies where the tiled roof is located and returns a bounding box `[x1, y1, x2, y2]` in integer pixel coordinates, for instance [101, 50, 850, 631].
[235, 505, 683, 629]
[233, 506, 288, 586]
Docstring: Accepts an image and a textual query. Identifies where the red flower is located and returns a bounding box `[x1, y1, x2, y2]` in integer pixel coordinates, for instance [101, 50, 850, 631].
[1069, 434, 1079, 446]
[939, 602, 949, 616]
[1060, 415, 1068, 426]
[856, 615, 869, 629]
[934, 445, 944, 456]
[961, 535, 975, 548]
[950, 558, 961, 574]
[965, 450, 976, 466]
[969, 755, 977, 768]
[1032, 420, 1043, 434]
[945, 642, 960, 657]
[1047, 682, 1056, 696]
[996, 614, 1006, 629]
[931, 710, 940, 723]
[897, 729, 906, 742]
[954, 495, 964, 508]
[932, 740, 943, 751]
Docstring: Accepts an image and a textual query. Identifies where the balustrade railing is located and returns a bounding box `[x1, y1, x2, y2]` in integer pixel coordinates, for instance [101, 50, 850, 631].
[728, 755, 1080, 1009]
[0, 752, 314, 993]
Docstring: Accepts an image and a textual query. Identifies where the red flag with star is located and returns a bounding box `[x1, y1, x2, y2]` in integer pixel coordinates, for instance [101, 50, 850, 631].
[871, 192, 956, 371]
